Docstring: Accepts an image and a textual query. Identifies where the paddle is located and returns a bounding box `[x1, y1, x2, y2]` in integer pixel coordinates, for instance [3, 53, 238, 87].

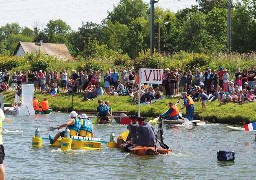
[156, 115, 169, 149]
[4, 118, 13, 124]
[47, 127, 58, 131]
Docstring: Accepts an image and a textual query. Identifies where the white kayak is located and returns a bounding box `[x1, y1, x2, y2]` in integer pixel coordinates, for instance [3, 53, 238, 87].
[163, 119, 204, 126]
[226, 126, 245, 131]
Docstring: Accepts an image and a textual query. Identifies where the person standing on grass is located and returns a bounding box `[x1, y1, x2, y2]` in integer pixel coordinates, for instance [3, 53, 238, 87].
[198, 89, 208, 110]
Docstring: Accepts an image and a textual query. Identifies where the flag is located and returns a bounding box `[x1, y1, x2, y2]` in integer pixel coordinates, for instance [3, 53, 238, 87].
[51, 88, 57, 98]
[244, 122, 256, 131]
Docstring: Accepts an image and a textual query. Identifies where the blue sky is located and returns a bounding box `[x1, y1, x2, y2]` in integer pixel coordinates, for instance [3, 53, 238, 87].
[0, 0, 197, 30]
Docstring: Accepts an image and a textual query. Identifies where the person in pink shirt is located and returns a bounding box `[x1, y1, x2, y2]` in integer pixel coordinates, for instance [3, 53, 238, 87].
[246, 89, 255, 102]
[236, 75, 243, 91]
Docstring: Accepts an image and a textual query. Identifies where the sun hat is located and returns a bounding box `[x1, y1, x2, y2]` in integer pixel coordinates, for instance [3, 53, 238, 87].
[80, 114, 88, 119]
[69, 111, 78, 117]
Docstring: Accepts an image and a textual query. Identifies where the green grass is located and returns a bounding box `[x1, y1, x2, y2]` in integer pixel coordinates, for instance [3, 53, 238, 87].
[4, 90, 256, 125]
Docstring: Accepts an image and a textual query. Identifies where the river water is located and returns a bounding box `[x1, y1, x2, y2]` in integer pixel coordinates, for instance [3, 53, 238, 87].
[3, 112, 256, 180]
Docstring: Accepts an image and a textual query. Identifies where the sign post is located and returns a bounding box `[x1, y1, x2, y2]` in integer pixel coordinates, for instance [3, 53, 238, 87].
[138, 68, 163, 117]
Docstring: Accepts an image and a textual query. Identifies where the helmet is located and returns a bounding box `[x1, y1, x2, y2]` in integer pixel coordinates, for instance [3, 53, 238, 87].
[80, 114, 88, 119]
[69, 111, 78, 118]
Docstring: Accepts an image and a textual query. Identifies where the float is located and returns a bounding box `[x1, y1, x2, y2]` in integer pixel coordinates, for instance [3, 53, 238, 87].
[32, 128, 106, 151]
[107, 131, 171, 156]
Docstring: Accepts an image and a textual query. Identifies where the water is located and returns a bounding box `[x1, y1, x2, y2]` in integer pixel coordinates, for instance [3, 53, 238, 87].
[3, 112, 256, 180]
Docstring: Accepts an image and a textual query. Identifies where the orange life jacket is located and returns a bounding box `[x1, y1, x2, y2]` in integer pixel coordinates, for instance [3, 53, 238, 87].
[187, 96, 194, 105]
[41, 100, 49, 111]
[33, 99, 39, 110]
[170, 105, 179, 117]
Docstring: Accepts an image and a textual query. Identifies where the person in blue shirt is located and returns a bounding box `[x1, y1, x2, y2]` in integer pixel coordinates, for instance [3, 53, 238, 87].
[110, 69, 120, 88]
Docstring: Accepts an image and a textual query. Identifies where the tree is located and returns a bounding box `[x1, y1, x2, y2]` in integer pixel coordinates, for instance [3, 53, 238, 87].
[232, 0, 256, 52]
[106, 0, 148, 25]
[43, 19, 72, 43]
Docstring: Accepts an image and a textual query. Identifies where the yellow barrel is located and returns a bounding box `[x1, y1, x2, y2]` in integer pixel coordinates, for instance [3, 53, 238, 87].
[32, 137, 42, 148]
[61, 138, 72, 151]
[107, 142, 118, 148]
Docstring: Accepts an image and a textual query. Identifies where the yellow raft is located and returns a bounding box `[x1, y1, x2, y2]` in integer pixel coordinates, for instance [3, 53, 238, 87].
[32, 136, 103, 151]
[51, 138, 102, 151]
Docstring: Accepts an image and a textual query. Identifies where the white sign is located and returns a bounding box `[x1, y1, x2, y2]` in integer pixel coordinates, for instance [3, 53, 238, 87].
[139, 68, 163, 84]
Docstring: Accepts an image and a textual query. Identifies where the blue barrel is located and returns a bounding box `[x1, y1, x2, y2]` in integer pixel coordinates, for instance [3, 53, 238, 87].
[217, 150, 235, 161]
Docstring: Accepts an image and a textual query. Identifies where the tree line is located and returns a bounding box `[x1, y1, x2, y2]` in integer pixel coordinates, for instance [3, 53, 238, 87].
[0, 0, 255, 60]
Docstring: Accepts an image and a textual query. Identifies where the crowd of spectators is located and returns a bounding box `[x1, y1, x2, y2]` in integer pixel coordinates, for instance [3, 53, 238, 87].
[0, 65, 256, 105]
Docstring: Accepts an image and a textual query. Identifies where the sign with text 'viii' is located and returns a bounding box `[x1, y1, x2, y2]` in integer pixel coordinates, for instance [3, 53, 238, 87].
[139, 68, 163, 84]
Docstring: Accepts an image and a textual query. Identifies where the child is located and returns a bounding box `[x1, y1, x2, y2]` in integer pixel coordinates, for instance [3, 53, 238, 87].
[198, 89, 208, 110]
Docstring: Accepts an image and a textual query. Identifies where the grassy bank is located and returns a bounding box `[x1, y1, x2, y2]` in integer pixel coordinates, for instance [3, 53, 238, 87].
[4, 90, 256, 125]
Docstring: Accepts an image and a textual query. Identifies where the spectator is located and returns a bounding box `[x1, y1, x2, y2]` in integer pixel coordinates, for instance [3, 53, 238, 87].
[103, 71, 111, 95]
[116, 80, 125, 94]
[111, 69, 120, 88]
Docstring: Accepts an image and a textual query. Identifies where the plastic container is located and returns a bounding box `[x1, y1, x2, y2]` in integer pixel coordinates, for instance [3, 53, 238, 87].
[217, 150, 235, 161]
[32, 136, 42, 148]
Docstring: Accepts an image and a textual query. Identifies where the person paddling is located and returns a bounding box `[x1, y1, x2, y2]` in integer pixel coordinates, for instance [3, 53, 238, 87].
[181, 92, 195, 120]
[49, 111, 81, 144]
[132, 116, 156, 147]
[160, 102, 180, 120]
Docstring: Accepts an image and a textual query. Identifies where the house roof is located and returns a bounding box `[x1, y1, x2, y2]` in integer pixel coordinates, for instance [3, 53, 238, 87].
[15, 42, 73, 61]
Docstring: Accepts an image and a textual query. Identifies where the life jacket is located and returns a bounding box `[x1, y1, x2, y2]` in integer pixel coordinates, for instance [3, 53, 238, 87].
[33, 99, 40, 110]
[68, 118, 81, 136]
[98, 104, 108, 116]
[41, 100, 49, 111]
[79, 118, 93, 137]
[170, 105, 179, 117]
[187, 96, 194, 105]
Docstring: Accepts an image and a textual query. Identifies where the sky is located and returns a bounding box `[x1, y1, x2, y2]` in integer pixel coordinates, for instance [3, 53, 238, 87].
[0, 0, 198, 30]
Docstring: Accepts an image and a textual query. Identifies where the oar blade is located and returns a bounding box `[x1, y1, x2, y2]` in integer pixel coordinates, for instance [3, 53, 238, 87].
[48, 127, 57, 131]
[4, 118, 13, 124]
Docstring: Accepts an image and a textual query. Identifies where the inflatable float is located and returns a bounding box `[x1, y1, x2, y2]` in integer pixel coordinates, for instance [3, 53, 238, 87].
[32, 128, 105, 151]
[107, 131, 171, 155]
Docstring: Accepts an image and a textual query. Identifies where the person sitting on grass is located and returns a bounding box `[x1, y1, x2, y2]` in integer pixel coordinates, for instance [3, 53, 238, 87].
[246, 89, 256, 102]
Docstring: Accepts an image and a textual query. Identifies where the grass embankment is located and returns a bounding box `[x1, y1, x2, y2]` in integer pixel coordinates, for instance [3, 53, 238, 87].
[4, 90, 256, 125]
